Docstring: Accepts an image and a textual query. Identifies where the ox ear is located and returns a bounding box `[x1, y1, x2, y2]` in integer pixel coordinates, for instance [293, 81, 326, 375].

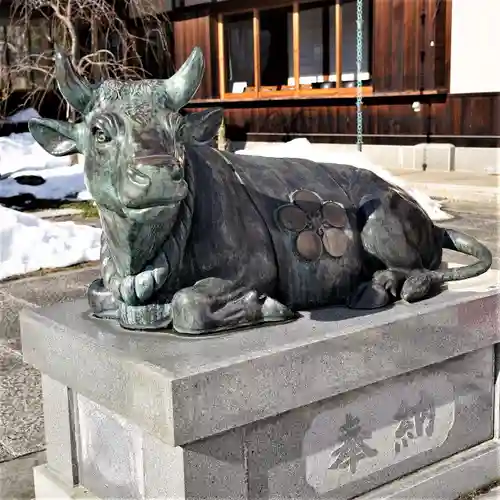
[29, 118, 79, 157]
[184, 108, 224, 144]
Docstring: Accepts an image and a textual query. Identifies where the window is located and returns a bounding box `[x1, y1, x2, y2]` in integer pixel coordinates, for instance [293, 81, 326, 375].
[217, 0, 372, 99]
[223, 13, 255, 95]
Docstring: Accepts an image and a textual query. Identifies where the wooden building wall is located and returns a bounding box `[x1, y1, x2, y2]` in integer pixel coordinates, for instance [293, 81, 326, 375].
[188, 93, 499, 148]
[171, 0, 499, 148]
[371, 0, 448, 92]
[173, 14, 215, 100]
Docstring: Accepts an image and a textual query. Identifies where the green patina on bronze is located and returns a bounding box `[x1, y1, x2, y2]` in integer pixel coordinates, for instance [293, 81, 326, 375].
[27, 46, 492, 334]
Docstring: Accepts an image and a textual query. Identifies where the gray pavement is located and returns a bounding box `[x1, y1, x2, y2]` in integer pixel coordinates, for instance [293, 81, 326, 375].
[388, 168, 500, 205]
[438, 201, 499, 270]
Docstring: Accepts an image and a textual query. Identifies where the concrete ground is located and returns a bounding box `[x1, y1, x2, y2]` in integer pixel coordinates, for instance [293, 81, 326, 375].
[0, 174, 498, 499]
[439, 201, 499, 269]
[387, 168, 500, 206]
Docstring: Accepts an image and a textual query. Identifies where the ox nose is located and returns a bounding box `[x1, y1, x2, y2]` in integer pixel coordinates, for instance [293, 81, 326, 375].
[133, 154, 183, 182]
[170, 165, 183, 182]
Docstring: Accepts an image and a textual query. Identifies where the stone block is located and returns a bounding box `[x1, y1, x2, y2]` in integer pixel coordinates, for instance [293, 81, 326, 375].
[244, 347, 493, 499]
[142, 432, 186, 499]
[19, 269, 500, 499]
[0, 450, 46, 500]
[360, 441, 500, 500]
[20, 270, 500, 447]
[74, 394, 247, 500]
[454, 147, 500, 174]
[34, 464, 94, 500]
[182, 429, 248, 500]
[41, 375, 77, 485]
[412, 143, 455, 171]
[76, 394, 145, 499]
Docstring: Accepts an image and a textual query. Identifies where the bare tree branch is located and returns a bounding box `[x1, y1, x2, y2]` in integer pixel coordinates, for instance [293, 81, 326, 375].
[1, 0, 174, 119]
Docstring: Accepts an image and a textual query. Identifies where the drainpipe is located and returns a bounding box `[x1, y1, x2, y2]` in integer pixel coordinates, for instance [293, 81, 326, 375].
[419, 5, 429, 172]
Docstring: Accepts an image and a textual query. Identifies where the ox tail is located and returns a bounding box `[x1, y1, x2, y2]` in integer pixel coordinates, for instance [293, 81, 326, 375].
[434, 228, 492, 283]
[401, 228, 492, 303]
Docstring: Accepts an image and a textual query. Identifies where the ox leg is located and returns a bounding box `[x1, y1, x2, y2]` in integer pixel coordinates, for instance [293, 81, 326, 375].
[170, 277, 297, 334]
[348, 193, 438, 309]
[87, 234, 121, 319]
[87, 279, 120, 319]
[347, 268, 420, 309]
[87, 279, 173, 330]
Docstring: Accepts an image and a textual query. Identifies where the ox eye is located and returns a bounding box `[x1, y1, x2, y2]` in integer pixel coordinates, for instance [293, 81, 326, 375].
[92, 126, 111, 144]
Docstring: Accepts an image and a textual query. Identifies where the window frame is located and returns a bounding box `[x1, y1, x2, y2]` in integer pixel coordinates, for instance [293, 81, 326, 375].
[216, 0, 373, 100]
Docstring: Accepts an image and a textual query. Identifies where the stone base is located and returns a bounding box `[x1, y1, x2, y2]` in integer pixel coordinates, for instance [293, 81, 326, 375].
[34, 464, 95, 499]
[0, 451, 46, 500]
[20, 270, 500, 500]
[32, 441, 500, 500]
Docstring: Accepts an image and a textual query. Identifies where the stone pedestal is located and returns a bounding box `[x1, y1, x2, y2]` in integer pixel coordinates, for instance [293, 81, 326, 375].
[20, 270, 500, 500]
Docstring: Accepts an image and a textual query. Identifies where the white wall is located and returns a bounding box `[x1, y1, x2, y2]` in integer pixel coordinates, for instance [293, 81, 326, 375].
[450, 0, 500, 94]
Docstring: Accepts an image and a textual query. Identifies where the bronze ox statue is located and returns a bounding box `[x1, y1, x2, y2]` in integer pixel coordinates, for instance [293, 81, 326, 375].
[28, 47, 492, 334]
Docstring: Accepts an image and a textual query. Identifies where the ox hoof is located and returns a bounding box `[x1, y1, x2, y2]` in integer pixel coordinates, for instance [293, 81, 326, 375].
[347, 281, 391, 310]
[400, 274, 433, 303]
[262, 297, 298, 322]
[118, 302, 172, 331]
[88, 279, 119, 319]
[372, 269, 408, 298]
[171, 286, 297, 335]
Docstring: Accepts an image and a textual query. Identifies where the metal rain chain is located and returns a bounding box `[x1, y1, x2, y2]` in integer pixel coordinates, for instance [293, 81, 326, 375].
[355, 0, 364, 152]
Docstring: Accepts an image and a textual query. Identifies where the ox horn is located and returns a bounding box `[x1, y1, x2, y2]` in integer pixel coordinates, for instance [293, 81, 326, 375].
[54, 46, 94, 114]
[162, 47, 205, 111]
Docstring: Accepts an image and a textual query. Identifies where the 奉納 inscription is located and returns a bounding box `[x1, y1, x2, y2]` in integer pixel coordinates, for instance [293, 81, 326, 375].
[329, 413, 378, 473]
[394, 391, 435, 453]
[304, 373, 455, 494]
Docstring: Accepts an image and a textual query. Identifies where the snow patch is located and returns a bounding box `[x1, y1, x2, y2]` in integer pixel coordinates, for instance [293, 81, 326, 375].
[0, 108, 89, 200]
[0, 164, 88, 200]
[0, 130, 88, 200]
[5, 108, 41, 123]
[0, 206, 101, 281]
